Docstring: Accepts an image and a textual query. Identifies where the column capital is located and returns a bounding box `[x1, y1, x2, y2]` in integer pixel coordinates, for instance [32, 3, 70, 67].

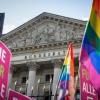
[51, 59, 63, 68]
[27, 61, 39, 70]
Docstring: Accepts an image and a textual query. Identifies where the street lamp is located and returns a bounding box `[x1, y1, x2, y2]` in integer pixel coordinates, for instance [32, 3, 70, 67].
[43, 85, 45, 92]
[31, 86, 34, 96]
[14, 81, 17, 91]
[37, 79, 40, 84]
[26, 80, 28, 85]
[19, 87, 22, 93]
[43, 85, 45, 100]
[75, 75, 78, 89]
[49, 78, 52, 100]
[37, 79, 40, 100]
[26, 80, 28, 95]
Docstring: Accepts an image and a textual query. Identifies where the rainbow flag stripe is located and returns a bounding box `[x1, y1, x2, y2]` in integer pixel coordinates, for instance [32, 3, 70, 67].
[80, 0, 100, 95]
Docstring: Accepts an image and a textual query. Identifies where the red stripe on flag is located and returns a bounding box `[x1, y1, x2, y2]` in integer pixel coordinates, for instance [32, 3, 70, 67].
[93, 0, 100, 17]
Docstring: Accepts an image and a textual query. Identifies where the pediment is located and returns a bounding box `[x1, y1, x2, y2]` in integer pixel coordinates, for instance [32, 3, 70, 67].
[0, 12, 86, 49]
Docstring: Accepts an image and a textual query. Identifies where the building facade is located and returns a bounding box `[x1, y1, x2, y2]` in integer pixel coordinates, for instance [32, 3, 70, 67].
[0, 12, 86, 99]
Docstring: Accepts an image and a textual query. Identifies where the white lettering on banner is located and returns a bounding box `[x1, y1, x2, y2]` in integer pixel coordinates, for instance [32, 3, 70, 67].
[13, 97, 18, 100]
[0, 83, 5, 98]
[87, 96, 93, 100]
[82, 82, 96, 96]
[0, 47, 6, 64]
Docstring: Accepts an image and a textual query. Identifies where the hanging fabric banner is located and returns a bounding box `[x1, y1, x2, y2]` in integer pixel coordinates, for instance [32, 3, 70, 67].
[0, 41, 12, 100]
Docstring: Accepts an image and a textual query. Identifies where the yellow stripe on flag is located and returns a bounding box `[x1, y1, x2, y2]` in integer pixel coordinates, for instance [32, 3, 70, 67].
[90, 9, 100, 38]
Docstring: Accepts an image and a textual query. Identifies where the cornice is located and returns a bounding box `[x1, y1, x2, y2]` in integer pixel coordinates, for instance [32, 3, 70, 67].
[11, 39, 81, 54]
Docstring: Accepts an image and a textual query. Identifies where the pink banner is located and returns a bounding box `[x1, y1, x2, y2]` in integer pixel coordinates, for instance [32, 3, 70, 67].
[0, 41, 12, 100]
[80, 63, 98, 100]
[8, 89, 31, 100]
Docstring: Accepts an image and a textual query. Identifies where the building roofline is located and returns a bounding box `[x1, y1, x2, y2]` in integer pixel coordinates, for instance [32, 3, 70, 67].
[0, 12, 87, 40]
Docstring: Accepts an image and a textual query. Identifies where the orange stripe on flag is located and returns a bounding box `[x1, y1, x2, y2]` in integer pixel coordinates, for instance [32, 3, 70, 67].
[69, 43, 74, 77]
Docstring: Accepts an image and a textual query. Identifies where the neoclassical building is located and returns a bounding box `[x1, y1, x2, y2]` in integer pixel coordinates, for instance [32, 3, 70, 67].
[0, 12, 86, 99]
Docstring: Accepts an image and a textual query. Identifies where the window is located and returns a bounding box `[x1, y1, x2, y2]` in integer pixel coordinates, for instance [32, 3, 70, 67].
[45, 74, 53, 82]
[58, 52, 60, 55]
[39, 54, 41, 57]
[21, 77, 26, 83]
[53, 52, 55, 56]
[45, 75, 50, 82]
[43, 53, 46, 57]
[48, 53, 50, 56]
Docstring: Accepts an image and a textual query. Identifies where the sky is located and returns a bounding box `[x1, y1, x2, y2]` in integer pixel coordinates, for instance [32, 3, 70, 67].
[0, 0, 92, 34]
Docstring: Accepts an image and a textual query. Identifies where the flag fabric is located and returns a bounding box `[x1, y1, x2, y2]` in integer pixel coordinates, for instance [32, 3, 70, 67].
[0, 13, 5, 35]
[80, 64, 98, 100]
[79, 0, 100, 96]
[8, 89, 31, 100]
[58, 43, 75, 100]
[0, 41, 12, 100]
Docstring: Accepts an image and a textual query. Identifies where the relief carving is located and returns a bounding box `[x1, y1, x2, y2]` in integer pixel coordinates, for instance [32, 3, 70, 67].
[71, 28, 83, 39]
[25, 32, 33, 46]
[34, 32, 48, 44]
[32, 23, 56, 44]
[12, 41, 17, 48]
[5, 20, 83, 49]
[46, 24, 55, 42]
[59, 29, 67, 41]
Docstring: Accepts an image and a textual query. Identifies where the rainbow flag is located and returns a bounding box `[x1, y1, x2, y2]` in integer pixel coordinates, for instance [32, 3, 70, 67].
[58, 43, 75, 100]
[80, 0, 100, 96]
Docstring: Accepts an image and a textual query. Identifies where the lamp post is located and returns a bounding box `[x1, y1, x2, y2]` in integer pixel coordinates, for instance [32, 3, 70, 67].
[37, 79, 40, 100]
[43, 85, 45, 93]
[19, 87, 22, 93]
[49, 78, 52, 100]
[43, 85, 45, 100]
[14, 81, 17, 91]
[26, 80, 28, 95]
[31, 86, 34, 96]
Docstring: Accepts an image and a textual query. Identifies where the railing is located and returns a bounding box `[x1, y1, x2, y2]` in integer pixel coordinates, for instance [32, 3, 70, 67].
[30, 94, 56, 100]
[14, 82, 80, 100]
[15, 82, 53, 95]
[15, 83, 27, 95]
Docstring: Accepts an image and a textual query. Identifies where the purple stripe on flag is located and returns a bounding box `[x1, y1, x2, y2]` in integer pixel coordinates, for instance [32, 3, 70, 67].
[59, 80, 68, 89]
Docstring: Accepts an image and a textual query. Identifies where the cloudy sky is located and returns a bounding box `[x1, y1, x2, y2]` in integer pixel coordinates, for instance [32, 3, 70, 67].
[0, 0, 92, 34]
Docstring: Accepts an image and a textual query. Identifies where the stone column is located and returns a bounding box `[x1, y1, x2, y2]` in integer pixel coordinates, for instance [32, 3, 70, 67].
[52, 60, 62, 98]
[8, 64, 13, 88]
[27, 61, 38, 96]
[7, 64, 14, 98]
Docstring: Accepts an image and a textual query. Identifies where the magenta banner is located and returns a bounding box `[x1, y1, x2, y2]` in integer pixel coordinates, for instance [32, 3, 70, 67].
[8, 89, 31, 100]
[80, 63, 98, 100]
[0, 41, 12, 100]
